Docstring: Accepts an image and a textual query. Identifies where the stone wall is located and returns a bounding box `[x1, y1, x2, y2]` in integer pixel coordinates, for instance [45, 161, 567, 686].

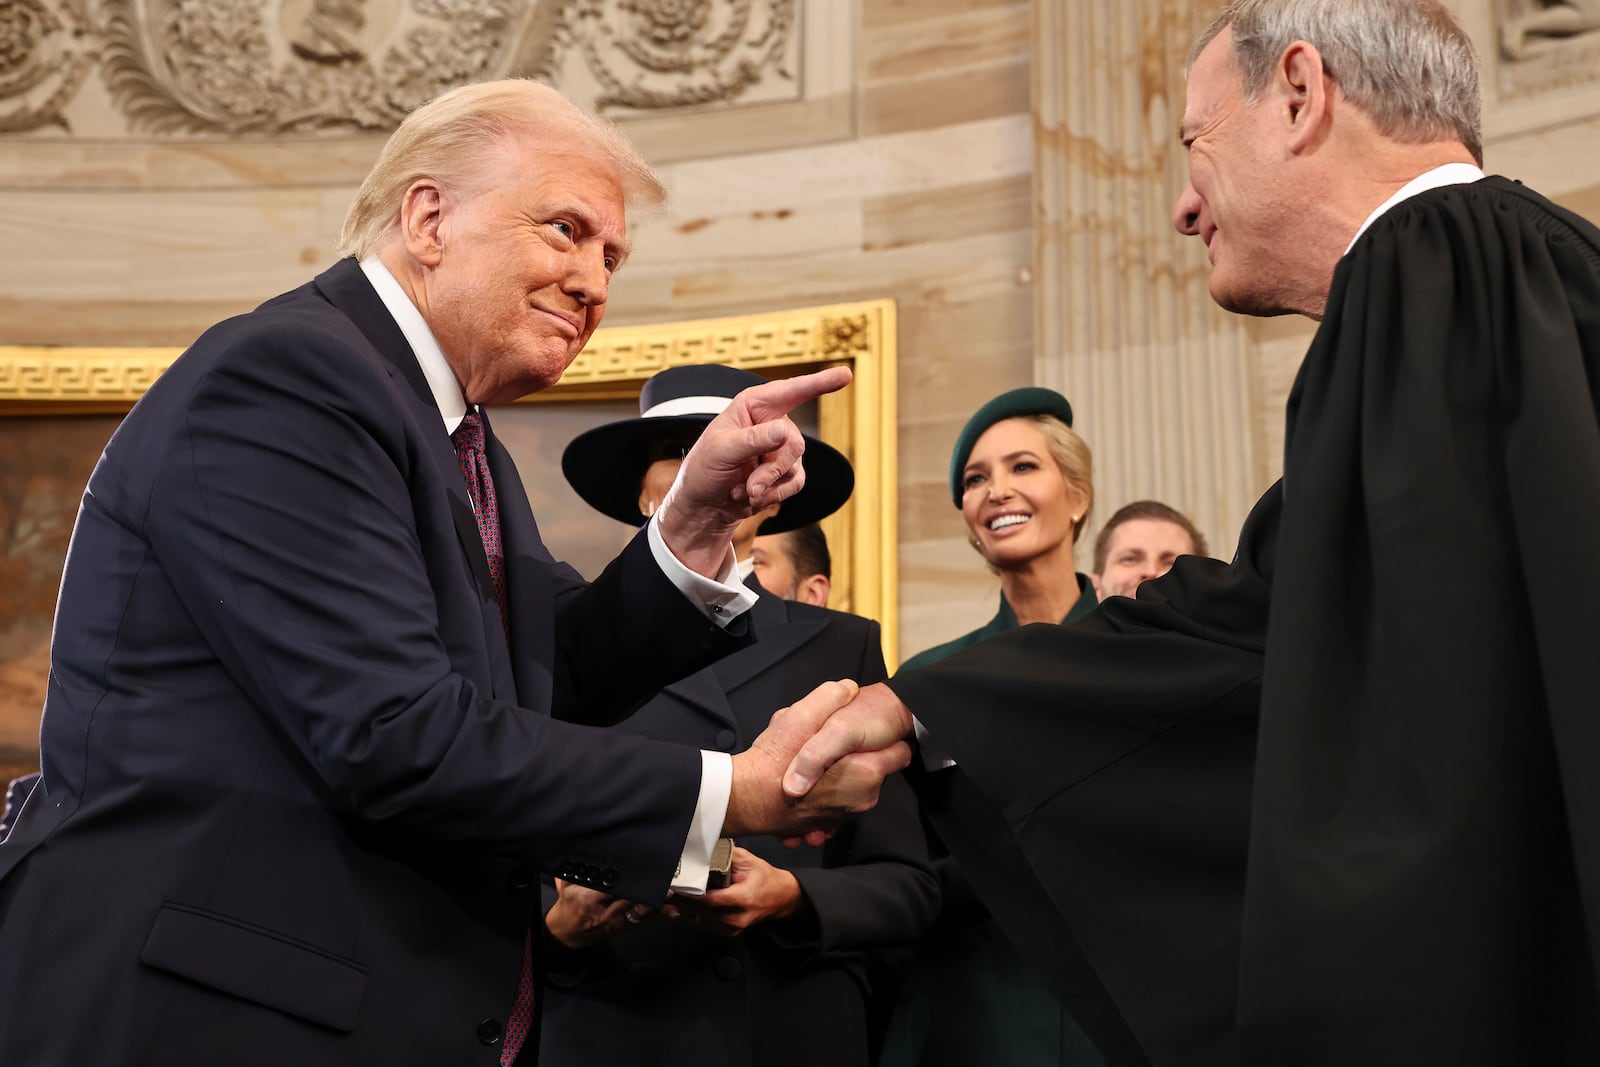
[1, 0, 1597, 672]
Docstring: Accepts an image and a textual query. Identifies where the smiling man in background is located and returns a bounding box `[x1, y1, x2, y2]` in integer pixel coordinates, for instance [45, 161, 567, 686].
[1090, 500, 1209, 601]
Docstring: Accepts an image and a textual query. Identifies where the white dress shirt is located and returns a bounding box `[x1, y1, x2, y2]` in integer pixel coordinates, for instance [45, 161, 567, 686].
[1345, 162, 1486, 254]
[360, 258, 753, 894]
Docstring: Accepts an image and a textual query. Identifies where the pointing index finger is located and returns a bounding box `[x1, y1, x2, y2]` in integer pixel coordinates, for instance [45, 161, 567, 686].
[741, 366, 853, 423]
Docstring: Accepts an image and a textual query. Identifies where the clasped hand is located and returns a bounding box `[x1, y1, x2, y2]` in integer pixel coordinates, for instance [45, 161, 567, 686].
[547, 850, 805, 944]
[546, 679, 918, 941]
[671, 847, 803, 936]
[545, 878, 664, 949]
[724, 679, 916, 841]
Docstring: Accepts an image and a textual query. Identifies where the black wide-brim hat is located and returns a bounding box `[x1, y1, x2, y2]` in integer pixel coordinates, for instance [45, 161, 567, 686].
[561, 364, 855, 534]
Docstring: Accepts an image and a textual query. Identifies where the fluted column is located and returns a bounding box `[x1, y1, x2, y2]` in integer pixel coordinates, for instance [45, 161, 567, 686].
[1032, 0, 1268, 560]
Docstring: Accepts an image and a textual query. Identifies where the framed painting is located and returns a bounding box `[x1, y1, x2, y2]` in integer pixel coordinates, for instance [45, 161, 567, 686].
[0, 299, 898, 783]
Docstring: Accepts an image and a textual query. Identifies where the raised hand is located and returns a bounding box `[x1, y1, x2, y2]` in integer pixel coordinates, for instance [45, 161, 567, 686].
[724, 678, 911, 839]
[656, 365, 853, 575]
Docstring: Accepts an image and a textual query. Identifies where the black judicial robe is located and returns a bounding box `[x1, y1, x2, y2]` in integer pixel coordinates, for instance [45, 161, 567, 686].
[883, 579, 1104, 1067]
[890, 176, 1600, 1066]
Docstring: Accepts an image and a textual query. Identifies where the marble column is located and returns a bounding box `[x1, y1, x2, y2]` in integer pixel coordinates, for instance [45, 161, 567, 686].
[1031, 0, 1269, 560]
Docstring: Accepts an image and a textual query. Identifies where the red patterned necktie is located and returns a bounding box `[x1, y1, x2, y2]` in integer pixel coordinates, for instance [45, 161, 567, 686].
[450, 412, 509, 638]
[449, 411, 532, 1065]
[501, 931, 536, 1066]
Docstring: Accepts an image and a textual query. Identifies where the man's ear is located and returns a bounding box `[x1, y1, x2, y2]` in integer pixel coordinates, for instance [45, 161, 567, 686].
[796, 574, 830, 608]
[398, 179, 447, 267]
[1277, 40, 1330, 154]
[1090, 572, 1105, 600]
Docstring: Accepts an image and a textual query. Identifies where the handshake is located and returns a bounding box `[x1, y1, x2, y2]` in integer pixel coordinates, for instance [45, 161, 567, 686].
[720, 679, 920, 840]
[547, 682, 921, 952]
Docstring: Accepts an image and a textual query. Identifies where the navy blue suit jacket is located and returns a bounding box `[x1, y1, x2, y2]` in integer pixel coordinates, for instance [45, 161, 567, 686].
[0, 259, 747, 1066]
[540, 585, 934, 1067]
[540, 582, 938, 1067]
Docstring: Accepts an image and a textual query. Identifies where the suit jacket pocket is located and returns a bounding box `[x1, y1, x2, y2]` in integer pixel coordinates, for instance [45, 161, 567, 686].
[140, 901, 369, 1031]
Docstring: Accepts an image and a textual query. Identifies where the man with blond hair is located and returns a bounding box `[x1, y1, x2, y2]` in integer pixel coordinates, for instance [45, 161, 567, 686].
[782, 2, 1600, 1063]
[0, 80, 907, 1067]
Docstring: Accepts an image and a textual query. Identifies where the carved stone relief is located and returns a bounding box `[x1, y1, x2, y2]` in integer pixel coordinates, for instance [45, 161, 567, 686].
[1502, 0, 1600, 57]
[0, 0, 97, 132]
[557, 0, 796, 113]
[0, 0, 799, 136]
[1498, 0, 1600, 93]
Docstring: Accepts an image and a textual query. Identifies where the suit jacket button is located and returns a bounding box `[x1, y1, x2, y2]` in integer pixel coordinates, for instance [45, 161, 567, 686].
[599, 867, 619, 889]
[507, 865, 533, 891]
[714, 956, 742, 981]
[477, 1019, 503, 1046]
[715, 729, 736, 751]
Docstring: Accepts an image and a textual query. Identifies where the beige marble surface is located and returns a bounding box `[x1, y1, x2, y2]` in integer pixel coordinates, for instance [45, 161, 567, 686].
[1, 0, 1597, 676]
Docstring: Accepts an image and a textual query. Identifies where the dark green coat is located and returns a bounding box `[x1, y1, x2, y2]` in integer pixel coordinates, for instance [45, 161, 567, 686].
[881, 576, 1104, 1067]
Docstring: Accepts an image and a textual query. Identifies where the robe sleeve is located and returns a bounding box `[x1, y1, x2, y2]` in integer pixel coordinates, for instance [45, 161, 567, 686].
[1238, 177, 1600, 1060]
[887, 486, 1278, 1066]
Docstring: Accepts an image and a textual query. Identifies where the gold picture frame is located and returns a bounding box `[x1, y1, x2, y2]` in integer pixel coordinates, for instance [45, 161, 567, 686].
[0, 298, 900, 659]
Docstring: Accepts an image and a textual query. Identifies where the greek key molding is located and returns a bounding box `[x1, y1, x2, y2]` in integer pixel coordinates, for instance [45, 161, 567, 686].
[0, 347, 177, 408]
[0, 299, 891, 408]
[0, 297, 900, 653]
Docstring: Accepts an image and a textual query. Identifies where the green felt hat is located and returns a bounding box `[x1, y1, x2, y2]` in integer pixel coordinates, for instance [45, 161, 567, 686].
[948, 387, 1074, 506]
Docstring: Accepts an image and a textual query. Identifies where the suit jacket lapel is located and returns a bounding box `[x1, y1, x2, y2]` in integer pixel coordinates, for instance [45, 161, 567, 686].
[711, 578, 829, 694]
[657, 577, 796, 731]
[312, 258, 511, 694]
[659, 664, 739, 733]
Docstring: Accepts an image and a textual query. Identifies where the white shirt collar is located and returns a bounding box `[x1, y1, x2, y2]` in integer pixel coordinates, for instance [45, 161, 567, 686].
[736, 554, 756, 582]
[358, 257, 468, 432]
[1345, 162, 1486, 254]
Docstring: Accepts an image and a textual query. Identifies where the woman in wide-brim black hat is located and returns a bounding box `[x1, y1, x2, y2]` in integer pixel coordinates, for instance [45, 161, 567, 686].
[562, 364, 854, 536]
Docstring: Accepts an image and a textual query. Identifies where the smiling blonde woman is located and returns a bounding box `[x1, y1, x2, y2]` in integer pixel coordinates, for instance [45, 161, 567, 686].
[881, 386, 1103, 1067]
[917, 386, 1097, 662]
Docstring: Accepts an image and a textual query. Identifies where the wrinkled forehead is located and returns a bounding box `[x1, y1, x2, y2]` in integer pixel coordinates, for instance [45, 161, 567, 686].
[1190, 25, 1237, 84]
[1180, 28, 1240, 133]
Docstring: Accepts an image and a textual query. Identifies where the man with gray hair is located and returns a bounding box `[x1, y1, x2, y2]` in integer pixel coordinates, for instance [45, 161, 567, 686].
[781, 2, 1600, 1063]
[0, 79, 908, 1066]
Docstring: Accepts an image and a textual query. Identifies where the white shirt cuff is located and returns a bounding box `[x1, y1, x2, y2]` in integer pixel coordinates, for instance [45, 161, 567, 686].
[672, 750, 733, 896]
[647, 516, 759, 628]
[913, 715, 957, 771]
